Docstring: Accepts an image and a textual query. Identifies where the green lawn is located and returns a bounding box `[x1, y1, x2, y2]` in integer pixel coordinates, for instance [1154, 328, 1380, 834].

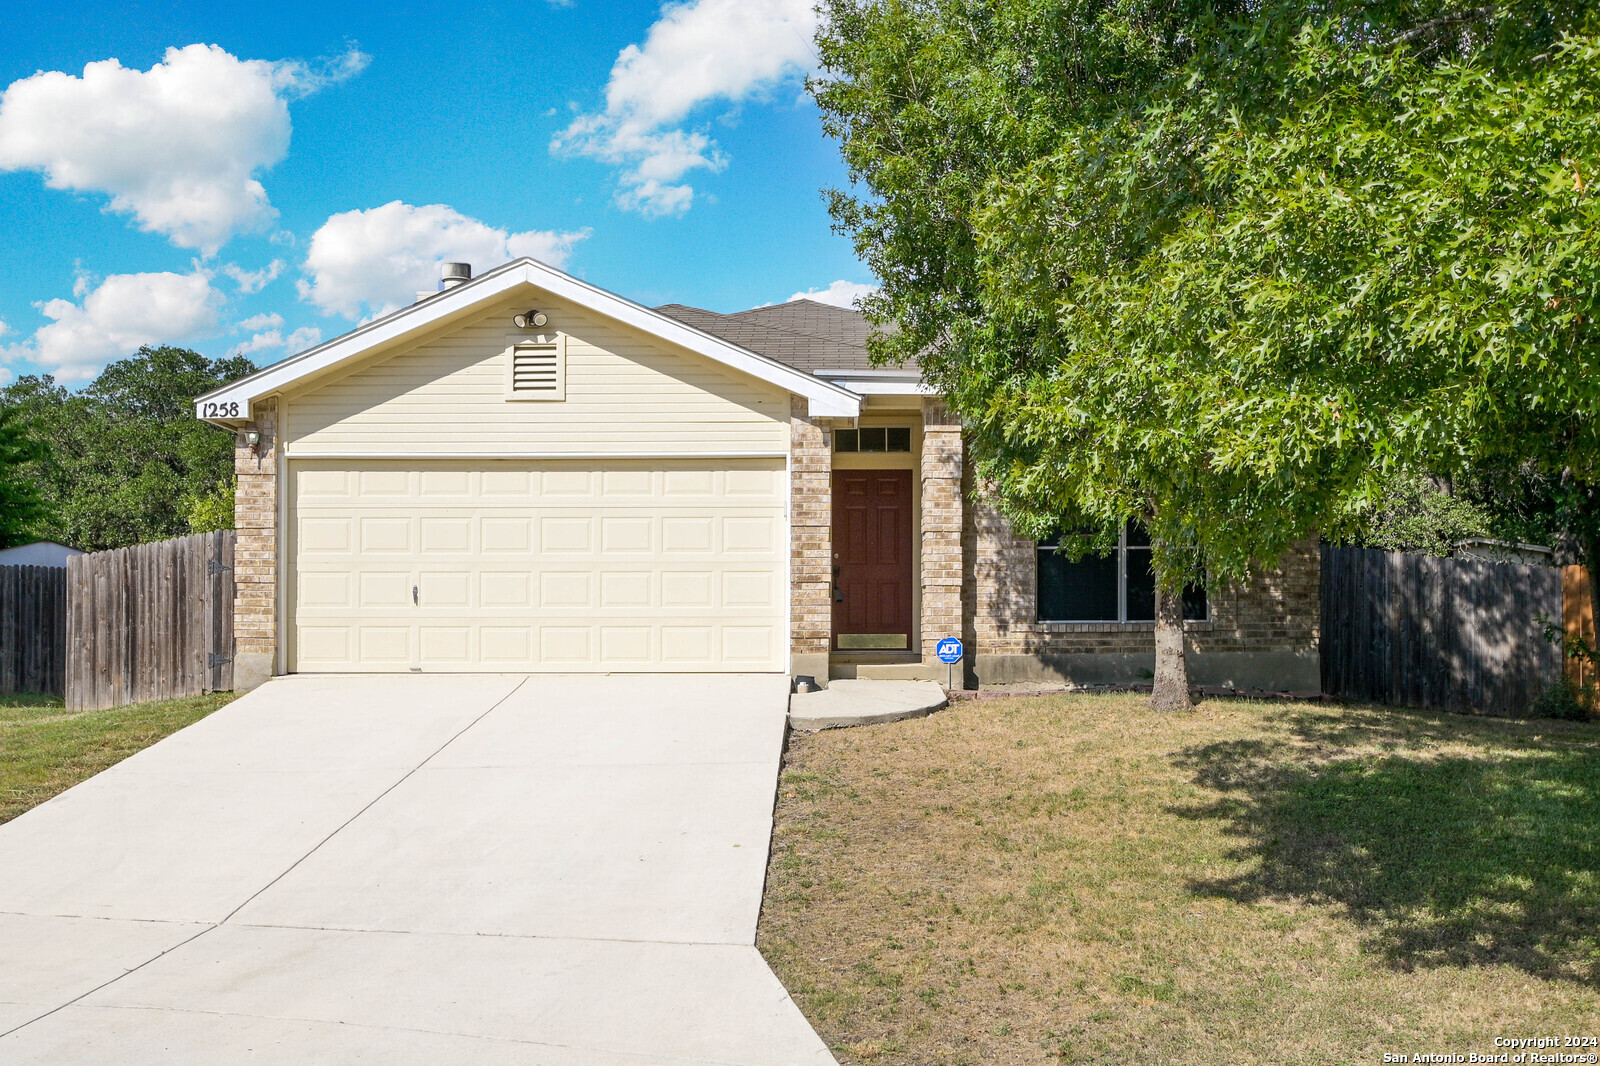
[0, 690, 235, 824]
[759, 693, 1600, 1064]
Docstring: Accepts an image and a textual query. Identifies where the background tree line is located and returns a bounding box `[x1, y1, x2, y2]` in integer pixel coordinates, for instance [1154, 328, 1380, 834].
[0, 347, 253, 551]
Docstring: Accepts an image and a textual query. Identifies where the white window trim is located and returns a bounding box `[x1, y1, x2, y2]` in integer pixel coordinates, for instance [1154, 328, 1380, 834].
[504, 334, 566, 401]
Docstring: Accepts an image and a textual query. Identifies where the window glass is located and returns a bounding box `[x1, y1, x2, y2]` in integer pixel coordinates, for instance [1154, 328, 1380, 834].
[1036, 522, 1208, 623]
[833, 429, 858, 452]
[1126, 547, 1155, 621]
[859, 427, 888, 451]
[886, 426, 911, 452]
[1037, 547, 1119, 621]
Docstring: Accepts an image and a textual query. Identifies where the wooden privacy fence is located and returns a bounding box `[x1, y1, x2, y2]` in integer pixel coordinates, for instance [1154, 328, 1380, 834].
[1564, 565, 1599, 691]
[0, 565, 68, 697]
[66, 531, 235, 712]
[1321, 544, 1562, 715]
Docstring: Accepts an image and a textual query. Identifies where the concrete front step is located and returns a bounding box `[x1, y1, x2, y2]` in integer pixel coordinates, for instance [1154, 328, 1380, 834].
[828, 660, 947, 682]
[789, 679, 949, 732]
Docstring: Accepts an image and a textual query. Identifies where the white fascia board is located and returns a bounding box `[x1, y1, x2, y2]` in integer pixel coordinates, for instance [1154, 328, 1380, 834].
[195, 258, 861, 422]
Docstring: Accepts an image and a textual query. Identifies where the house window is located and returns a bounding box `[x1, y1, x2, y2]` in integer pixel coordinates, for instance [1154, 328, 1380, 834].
[834, 426, 911, 453]
[1037, 523, 1208, 622]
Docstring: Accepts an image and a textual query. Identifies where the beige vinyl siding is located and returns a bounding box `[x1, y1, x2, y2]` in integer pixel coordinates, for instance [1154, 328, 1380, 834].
[283, 293, 789, 456]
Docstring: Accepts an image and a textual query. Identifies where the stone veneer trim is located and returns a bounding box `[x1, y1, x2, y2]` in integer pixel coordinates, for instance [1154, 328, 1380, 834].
[232, 398, 278, 691]
[790, 395, 832, 683]
[919, 399, 964, 666]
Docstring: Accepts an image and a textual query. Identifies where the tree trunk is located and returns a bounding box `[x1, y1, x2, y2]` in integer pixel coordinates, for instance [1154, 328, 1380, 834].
[1150, 583, 1193, 711]
[1575, 481, 1600, 643]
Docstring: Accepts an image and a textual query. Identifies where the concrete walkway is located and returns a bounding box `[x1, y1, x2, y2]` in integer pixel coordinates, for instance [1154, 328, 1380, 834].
[0, 674, 834, 1064]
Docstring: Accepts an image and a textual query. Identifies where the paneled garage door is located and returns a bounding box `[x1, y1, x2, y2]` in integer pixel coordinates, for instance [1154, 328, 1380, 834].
[287, 458, 787, 672]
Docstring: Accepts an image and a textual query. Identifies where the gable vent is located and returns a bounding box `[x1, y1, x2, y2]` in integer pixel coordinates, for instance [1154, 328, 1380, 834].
[505, 337, 566, 401]
[512, 345, 558, 389]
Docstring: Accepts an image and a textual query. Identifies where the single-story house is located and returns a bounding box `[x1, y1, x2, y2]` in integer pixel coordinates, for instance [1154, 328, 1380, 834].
[196, 258, 1319, 692]
[0, 541, 84, 568]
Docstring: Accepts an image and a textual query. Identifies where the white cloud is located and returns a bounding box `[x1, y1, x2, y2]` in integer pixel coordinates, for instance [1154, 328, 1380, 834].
[223, 259, 285, 294]
[1, 271, 221, 383]
[552, 0, 817, 216]
[227, 324, 321, 359]
[0, 44, 367, 255]
[0, 319, 9, 339]
[237, 312, 284, 331]
[286, 325, 322, 350]
[299, 201, 590, 319]
[789, 280, 879, 309]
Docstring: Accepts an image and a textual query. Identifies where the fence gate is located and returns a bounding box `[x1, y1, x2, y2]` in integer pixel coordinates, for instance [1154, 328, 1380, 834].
[65, 531, 236, 712]
[1321, 544, 1561, 715]
[0, 565, 68, 697]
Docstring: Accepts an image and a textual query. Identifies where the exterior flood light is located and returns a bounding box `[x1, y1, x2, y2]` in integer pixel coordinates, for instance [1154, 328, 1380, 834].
[513, 310, 548, 329]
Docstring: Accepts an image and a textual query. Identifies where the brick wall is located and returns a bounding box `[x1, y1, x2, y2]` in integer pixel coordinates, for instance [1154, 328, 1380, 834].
[233, 400, 277, 685]
[790, 396, 832, 665]
[971, 492, 1320, 658]
[920, 399, 964, 663]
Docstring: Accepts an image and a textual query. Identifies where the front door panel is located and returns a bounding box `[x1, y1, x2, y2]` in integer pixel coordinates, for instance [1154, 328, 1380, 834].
[831, 470, 914, 650]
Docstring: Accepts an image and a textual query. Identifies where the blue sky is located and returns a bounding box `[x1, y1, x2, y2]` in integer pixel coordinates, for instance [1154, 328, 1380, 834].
[0, 0, 874, 384]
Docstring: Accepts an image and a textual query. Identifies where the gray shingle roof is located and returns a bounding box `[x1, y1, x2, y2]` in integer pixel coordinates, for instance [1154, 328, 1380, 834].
[654, 299, 912, 374]
[726, 299, 876, 348]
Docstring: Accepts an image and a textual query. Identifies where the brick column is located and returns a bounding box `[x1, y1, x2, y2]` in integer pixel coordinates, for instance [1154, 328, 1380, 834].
[920, 399, 964, 665]
[233, 399, 278, 691]
[790, 396, 832, 686]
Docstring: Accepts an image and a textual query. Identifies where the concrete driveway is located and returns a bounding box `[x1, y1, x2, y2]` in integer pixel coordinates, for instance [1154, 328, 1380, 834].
[0, 674, 833, 1064]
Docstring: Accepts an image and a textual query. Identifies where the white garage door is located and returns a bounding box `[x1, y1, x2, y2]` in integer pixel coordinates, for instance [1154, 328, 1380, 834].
[288, 458, 787, 672]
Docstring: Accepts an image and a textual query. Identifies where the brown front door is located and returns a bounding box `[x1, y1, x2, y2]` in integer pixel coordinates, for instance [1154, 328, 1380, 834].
[832, 469, 914, 650]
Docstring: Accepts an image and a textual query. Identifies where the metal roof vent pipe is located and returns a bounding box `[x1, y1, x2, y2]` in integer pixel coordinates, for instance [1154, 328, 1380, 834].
[440, 262, 472, 289]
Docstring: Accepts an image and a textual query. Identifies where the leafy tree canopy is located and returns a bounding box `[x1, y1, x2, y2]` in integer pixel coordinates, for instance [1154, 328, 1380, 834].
[2, 346, 255, 551]
[814, 0, 1600, 702]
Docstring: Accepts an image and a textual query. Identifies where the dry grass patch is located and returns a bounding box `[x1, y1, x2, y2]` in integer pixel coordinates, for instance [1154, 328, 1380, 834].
[1, 691, 235, 824]
[758, 692, 1600, 1064]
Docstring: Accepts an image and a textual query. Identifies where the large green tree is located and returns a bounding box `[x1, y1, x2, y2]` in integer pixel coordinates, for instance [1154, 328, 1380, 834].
[814, 0, 1600, 707]
[2, 346, 255, 551]
[1108, 16, 1600, 614]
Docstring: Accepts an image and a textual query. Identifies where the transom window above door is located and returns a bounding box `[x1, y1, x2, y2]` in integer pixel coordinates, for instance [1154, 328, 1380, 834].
[1037, 523, 1207, 622]
[834, 427, 911, 453]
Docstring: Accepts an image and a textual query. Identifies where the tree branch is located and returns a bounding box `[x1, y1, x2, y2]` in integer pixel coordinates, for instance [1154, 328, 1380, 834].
[1384, 6, 1496, 48]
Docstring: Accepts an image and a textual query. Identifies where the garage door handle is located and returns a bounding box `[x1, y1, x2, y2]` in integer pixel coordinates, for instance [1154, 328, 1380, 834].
[413, 585, 419, 605]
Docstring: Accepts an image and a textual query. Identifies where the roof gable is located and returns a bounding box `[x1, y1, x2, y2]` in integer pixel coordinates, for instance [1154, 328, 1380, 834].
[196, 260, 861, 422]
